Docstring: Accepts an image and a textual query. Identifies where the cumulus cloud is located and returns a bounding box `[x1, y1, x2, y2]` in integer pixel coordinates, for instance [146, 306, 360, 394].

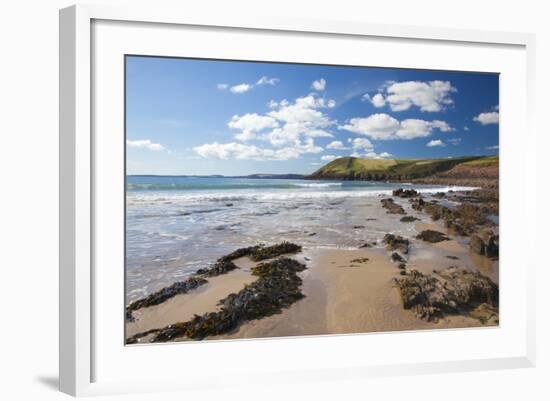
[326, 140, 348, 150]
[363, 93, 386, 108]
[230, 83, 253, 94]
[427, 139, 445, 147]
[365, 80, 456, 112]
[311, 78, 326, 91]
[228, 113, 279, 141]
[349, 137, 374, 151]
[321, 155, 338, 161]
[217, 83, 229, 90]
[256, 76, 279, 86]
[327, 99, 336, 108]
[194, 138, 322, 161]
[474, 110, 499, 125]
[339, 113, 452, 140]
[126, 139, 165, 151]
[351, 150, 392, 159]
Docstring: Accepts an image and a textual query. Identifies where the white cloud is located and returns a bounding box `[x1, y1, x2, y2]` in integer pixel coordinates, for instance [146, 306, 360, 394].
[256, 76, 280, 86]
[311, 78, 326, 91]
[327, 140, 348, 150]
[351, 150, 392, 159]
[217, 83, 229, 90]
[267, 100, 279, 109]
[230, 83, 253, 94]
[486, 145, 499, 150]
[126, 139, 165, 151]
[371, 80, 456, 112]
[464, 126, 470, 131]
[427, 139, 445, 147]
[327, 99, 336, 108]
[363, 93, 386, 108]
[350, 137, 374, 151]
[194, 138, 322, 161]
[264, 94, 335, 146]
[339, 113, 453, 140]
[228, 113, 278, 141]
[448, 138, 462, 145]
[474, 111, 499, 125]
[321, 155, 338, 161]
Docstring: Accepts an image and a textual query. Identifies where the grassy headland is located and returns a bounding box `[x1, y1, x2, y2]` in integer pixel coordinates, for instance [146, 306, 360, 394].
[306, 155, 498, 188]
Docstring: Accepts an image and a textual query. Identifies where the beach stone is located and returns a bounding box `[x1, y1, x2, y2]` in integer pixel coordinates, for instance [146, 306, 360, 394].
[391, 252, 406, 263]
[416, 230, 450, 243]
[470, 228, 499, 258]
[392, 188, 419, 198]
[383, 234, 410, 254]
[400, 215, 420, 223]
[380, 198, 406, 215]
[394, 267, 499, 322]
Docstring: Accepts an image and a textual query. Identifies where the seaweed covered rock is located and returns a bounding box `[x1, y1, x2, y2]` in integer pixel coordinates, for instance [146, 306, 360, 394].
[142, 257, 307, 342]
[383, 234, 410, 254]
[217, 245, 262, 263]
[126, 276, 208, 318]
[391, 252, 406, 263]
[410, 197, 426, 211]
[394, 267, 498, 322]
[400, 215, 420, 223]
[380, 198, 406, 215]
[416, 230, 450, 243]
[249, 242, 302, 261]
[470, 228, 499, 258]
[196, 260, 239, 277]
[392, 188, 419, 198]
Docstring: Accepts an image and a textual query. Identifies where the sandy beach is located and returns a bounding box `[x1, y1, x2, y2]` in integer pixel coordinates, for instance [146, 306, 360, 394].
[126, 189, 499, 344]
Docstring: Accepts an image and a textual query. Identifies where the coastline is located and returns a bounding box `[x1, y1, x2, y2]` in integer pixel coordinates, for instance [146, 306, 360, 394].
[126, 183, 499, 344]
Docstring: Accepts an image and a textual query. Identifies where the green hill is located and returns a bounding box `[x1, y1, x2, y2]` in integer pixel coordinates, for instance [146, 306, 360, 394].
[307, 156, 498, 181]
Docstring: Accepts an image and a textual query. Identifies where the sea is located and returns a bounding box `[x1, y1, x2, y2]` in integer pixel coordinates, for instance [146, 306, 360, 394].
[125, 175, 474, 303]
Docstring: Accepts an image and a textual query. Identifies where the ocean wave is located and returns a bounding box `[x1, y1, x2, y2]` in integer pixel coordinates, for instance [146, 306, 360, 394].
[126, 186, 478, 208]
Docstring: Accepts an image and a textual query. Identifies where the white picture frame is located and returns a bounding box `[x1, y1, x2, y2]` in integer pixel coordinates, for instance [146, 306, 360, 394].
[59, 3, 536, 397]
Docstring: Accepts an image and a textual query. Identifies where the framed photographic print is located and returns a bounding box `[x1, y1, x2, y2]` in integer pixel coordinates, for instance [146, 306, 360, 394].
[59, 4, 536, 396]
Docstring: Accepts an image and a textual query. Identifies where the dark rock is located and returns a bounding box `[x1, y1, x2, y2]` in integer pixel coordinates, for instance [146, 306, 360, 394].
[399, 270, 407, 275]
[391, 252, 406, 263]
[400, 215, 420, 223]
[359, 242, 372, 248]
[350, 257, 369, 264]
[410, 197, 426, 211]
[398, 263, 407, 270]
[470, 228, 499, 258]
[196, 260, 239, 277]
[249, 242, 302, 261]
[446, 255, 460, 260]
[353, 225, 365, 229]
[383, 234, 410, 254]
[393, 267, 499, 322]
[380, 198, 406, 215]
[392, 188, 419, 198]
[126, 276, 208, 317]
[416, 230, 450, 243]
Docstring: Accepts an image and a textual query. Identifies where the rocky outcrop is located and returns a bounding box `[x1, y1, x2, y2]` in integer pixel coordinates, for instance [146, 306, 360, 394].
[126, 276, 208, 319]
[400, 215, 420, 223]
[127, 257, 308, 343]
[470, 228, 499, 258]
[392, 188, 419, 198]
[416, 230, 450, 243]
[380, 198, 405, 215]
[383, 234, 410, 254]
[393, 267, 498, 322]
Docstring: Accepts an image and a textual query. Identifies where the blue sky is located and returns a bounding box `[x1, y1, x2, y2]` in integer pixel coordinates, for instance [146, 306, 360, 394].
[126, 56, 499, 175]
